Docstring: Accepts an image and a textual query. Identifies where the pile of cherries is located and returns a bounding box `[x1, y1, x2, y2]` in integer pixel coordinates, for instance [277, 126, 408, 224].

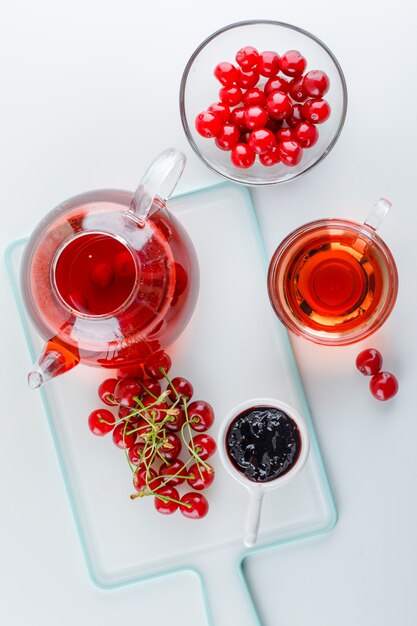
[195, 46, 331, 168]
[355, 348, 399, 401]
[88, 351, 216, 519]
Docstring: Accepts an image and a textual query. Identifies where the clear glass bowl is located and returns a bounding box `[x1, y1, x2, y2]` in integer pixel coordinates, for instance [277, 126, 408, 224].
[180, 20, 348, 186]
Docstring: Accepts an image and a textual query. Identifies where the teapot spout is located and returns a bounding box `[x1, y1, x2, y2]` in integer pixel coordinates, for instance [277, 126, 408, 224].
[28, 337, 80, 389]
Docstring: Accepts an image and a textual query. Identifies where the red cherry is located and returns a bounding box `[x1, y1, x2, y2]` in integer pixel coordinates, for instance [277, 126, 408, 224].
[355, 349, 383, 376]
[235, 46, 259, 69]
[229, 107, 247, 130]
[98, 378, 118, 406]
[112, 423, 137, 449]
[266, 92, 293, 120]
[286, 103, 304, 129]
[288, 77, 308, 102]
[207, 102, 230, 125]
[190, 434, 217, 460]
[219, 86, 243, 106]
[141, 397, 168, 423]
[276, 128, 294, 142]
[141, 379, 162, 398]
[214, 62, 238, 86]
[294, 121, 319, 148]
[242, 88, 266, 107]
[248, 128, 277, 155]
[244, 105, 268, 131]
[154, 487, 180, 515]
[302, 99, 331, 124]
[170, 377, 193, 402]
[133, 467, 162, 491]
[187, 400, 215, 432]
[88, 409, 116, 436]
[277, 140, 303, 166]
[128, 442, 153, 467]
[264, 76, 289, 96]
[235, 67, 259, 89]
[160, 433, 182, 462]
[231, 143, 256, 168]
[134, 416, 153, 437]
[180, 492, 209, 519]
[280, 50, 307, 77]
[114, 377, 142, 407]
[303, 70, 330, 97]
[257, 50, 280, 77]
[259, 145, 281, 166]
[215, 123, 241, 150]
[187, 463, 215, 490]
[116, 365, 144, 380]
[369, 372, 399, 401]
[159, 460, 187, 486]
[195, 111, 222, 138]
[90, 262, 114, 288]
[165, 406, 186, 432]
[144, 351, 172, 379]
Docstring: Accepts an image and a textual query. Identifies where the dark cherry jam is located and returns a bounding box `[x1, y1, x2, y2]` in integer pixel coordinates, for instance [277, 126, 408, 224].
[226, 406, 301, 483]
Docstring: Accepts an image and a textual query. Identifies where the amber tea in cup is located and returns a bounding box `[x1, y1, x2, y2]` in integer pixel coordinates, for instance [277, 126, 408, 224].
[268, 200, 398, 346]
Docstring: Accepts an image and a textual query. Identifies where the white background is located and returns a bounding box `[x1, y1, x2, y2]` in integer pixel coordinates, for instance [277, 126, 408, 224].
[1, 1, 417, 625]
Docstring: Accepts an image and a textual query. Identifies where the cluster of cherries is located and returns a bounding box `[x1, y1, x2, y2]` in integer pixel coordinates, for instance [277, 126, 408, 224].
[195, 45, 331, 168]
[355, 348, 399, 401]
[88, 351, 216, 518]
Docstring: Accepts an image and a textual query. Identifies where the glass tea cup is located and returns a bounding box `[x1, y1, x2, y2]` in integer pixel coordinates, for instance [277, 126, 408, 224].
[218, 398, 310, 547]
[267, 199, 398, 346]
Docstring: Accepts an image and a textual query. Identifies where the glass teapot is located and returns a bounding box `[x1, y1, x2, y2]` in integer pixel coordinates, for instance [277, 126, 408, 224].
[21, 149, 199, 388]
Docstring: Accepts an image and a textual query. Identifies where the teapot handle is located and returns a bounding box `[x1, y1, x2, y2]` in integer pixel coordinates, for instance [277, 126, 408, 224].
[130, 148, 186, 225]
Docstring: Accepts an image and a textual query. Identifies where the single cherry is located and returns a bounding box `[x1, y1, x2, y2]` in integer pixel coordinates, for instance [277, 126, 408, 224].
[231, 143, 256, 168]
[170, 376, 193, 402]
[144, 351, 172, 379]
[235, 46, 259, 69]
[257, 50, 280, 77]
[190, 434, 217, 460]
[160, 433, 182, 462]
[179, 492, 209, 519]
[187, 400, 215, 432]
[277, 140, 303, 166]
[207, 102, 230, 125]
[195, 111, 222, 138]
[264, 76, 289, 96]
[280, 50, 307, 77]
[215, 123, 241, 150]
[302, 99, 331, 124]
[214, 62, 238, 86]
[229, 107, 247, 130]
[187, 463, 215, 490]
[266, 92, 293, 120]
[276, 127, 294, 142]
[159, 460, 187, 486]
[112, 423, 137, 449]
[98, 378, 118, 406]
[369, 372, 399, 401]
[259, 145, 281, 166]
[235, 67, 259, 89]
[244, 105, 268, 131]
[294, 121, 318, 147]
[114, 377, 142, 407]
[242, 88, 266, 108]
[248, 128, 277, 155]
[165, 406, 186, 432]
[286, 103, 304, 128]
[288, 77, 308, 102]
[141, 379, 162, 398]
[356, 348, 383, 376]
[154, 487, 180, 515]
[128, 442, 153, 467]
[219, 86, 243, 106]
[303, 70, 330, 97]
[88, 409, 116, 436]
[133, 467, 162, 491]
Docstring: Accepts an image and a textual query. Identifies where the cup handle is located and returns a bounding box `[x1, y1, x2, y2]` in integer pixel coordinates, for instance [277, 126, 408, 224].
[364, 198, 392, 231]
[130, 148, 186, 225]
[244, 489, 264, 548]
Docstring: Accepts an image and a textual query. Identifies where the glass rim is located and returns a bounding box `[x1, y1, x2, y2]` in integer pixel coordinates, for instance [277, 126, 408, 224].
[179, 19, 348, 187]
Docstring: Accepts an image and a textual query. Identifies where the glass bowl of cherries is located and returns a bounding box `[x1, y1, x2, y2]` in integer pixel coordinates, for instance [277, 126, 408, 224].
[180, 20, 347, 185]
